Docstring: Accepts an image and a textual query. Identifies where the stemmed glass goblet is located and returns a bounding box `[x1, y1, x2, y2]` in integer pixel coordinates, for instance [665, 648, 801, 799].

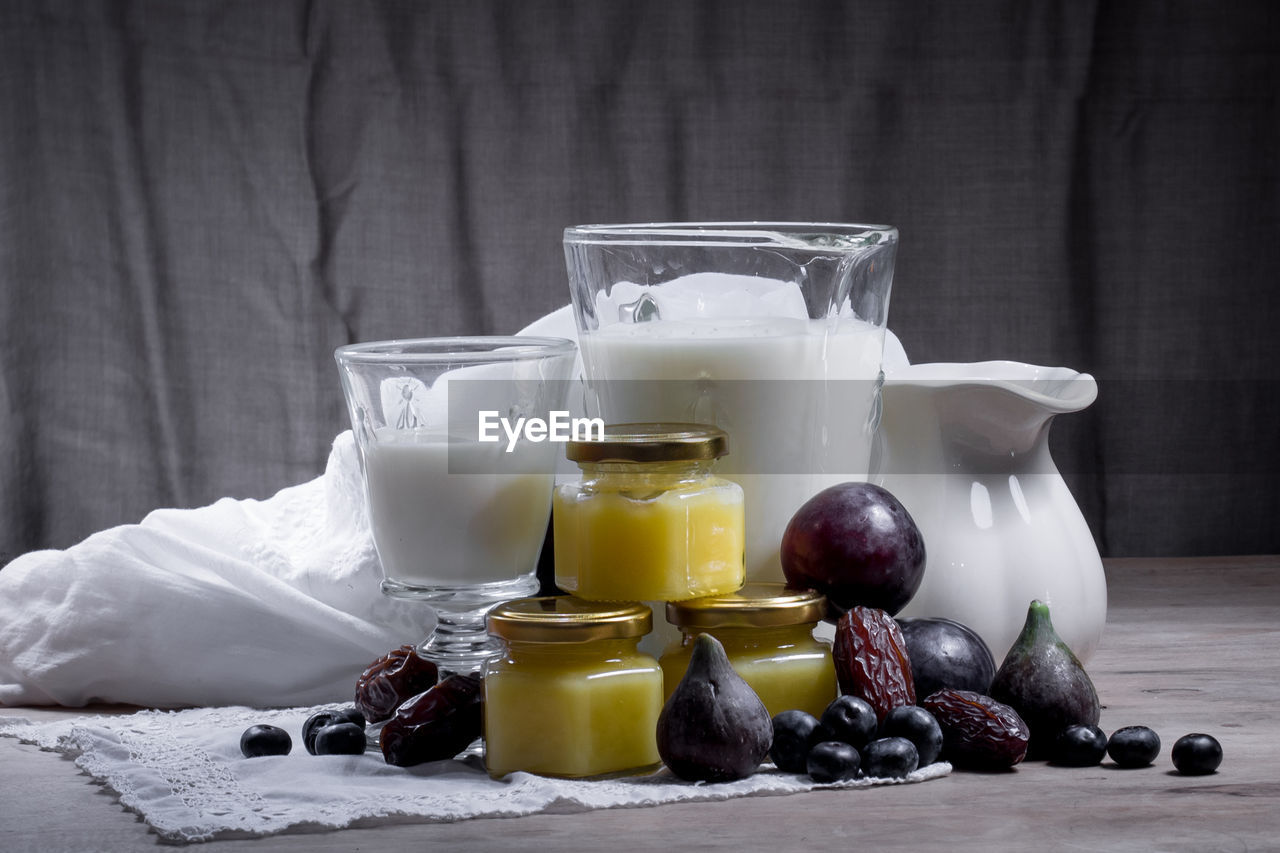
[335, 336, 576, 676]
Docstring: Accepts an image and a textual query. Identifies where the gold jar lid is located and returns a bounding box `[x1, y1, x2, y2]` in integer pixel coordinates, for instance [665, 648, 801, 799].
[665, 583, 826, 630]
[487, 596, 652, 642]
[565, 422, 728, 464]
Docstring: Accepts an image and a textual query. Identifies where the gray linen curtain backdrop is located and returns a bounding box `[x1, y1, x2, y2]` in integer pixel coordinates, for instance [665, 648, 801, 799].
[1, 0, 1277, 564]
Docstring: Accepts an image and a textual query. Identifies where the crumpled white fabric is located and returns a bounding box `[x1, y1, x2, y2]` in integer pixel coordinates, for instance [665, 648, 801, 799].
[0, 706, 950, 842]
[0, 432, 425, 708]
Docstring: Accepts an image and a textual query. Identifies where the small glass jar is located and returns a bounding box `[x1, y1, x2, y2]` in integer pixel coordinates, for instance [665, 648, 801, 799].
[660, 583, 837, 718]
[553, 423, 745, 602]
[483, 596, 663, 779]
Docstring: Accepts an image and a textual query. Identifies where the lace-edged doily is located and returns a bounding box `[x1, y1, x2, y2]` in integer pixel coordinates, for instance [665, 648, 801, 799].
[0, 706, 950, 843]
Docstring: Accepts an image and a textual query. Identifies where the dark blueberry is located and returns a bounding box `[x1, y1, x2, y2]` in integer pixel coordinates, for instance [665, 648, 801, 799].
[862, 736, 919, 779]
[240, 724, 292, 758]
[303, 711, 337, 755]
[879, 706, 943, 766]
[1107, 725, 1161, 768]
[820, 695, 878, 750]
[303, 706, 366, 755]
[334, 706, 366, 729]
[770, 710, 825, 774]
[1051, 724, 1108, 767]
[314, 722, 367, 756]
[806, 741, 861, 783]
[1172, 733, 1222, 776]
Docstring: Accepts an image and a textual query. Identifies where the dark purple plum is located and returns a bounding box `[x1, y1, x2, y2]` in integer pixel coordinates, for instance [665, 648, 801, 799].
[806, 741, 861, 783]
[1172, 733, 1222, 775]
[880, 706, 943, 766]
[781, 483, 925, 618]
[897, 617, 996, 698]
[819, 695, 878, 750]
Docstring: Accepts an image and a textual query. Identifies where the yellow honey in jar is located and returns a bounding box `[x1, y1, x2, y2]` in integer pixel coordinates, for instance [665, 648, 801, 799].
[484, 597, 662, 779]
[661, 584, 837, 718]
[553, 423, 745, 602]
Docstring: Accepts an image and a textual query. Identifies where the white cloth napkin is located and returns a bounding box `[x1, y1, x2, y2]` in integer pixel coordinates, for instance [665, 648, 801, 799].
[0, 432, 425, 708]
[0, 706, 950, 842]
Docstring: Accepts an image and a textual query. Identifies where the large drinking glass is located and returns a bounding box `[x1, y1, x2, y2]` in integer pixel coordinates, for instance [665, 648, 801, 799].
[564, 223, 897, 582]
[335, 336, 576, 675]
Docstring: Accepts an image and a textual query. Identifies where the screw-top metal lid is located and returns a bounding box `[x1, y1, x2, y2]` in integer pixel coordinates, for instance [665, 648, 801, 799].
[487, 596, 653, 642]
[565, 422, 729, 464]
[665, 583, 827, 630]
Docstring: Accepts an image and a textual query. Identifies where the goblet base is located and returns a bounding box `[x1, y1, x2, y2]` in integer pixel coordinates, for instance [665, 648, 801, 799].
[380, 573, 540, 678]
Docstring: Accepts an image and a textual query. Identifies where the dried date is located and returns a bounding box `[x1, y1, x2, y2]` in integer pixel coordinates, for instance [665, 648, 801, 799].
[833, 605, 916, 721]
[379, 673, 482, 767]
[922, 688, 1030, 771]
[355, 644, 439, 724]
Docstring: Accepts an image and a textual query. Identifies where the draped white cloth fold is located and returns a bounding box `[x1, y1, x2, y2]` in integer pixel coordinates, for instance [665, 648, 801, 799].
[0, 432, 425, 708]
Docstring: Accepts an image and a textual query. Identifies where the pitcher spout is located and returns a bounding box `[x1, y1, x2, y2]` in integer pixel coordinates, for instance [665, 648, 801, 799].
[884, 360, 1097, 412]
[877, 361, 1096, 468]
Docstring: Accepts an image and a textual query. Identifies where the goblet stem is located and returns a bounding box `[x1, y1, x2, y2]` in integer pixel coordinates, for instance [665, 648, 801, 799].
[380, 573, 540, 677]
[419, 602, 506, 678]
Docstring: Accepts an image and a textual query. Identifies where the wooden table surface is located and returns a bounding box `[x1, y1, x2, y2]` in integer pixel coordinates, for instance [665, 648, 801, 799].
[3, 556, 1279, 852]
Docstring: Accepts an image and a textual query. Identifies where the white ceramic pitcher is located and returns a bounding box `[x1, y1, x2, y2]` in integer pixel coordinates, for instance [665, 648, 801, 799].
[875, 361, 1107, 664]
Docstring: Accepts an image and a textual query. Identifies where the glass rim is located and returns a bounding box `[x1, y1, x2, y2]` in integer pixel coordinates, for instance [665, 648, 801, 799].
[334, 335, 576, 365]
[563, 221, 897, 247]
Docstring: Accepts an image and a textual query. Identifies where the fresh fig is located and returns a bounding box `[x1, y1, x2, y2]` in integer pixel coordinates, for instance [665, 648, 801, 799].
[656, 633, 773, 782]
[989, 600, 1100, 758]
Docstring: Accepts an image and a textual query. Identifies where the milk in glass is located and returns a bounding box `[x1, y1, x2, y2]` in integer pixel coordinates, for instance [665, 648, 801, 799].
[579, 273, 884, 581]
[363, 429, 553, 586]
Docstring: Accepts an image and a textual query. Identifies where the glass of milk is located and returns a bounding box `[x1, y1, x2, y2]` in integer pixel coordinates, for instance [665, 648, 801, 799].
[564, 223, 898, 584]
[335, 336, 576, 675]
